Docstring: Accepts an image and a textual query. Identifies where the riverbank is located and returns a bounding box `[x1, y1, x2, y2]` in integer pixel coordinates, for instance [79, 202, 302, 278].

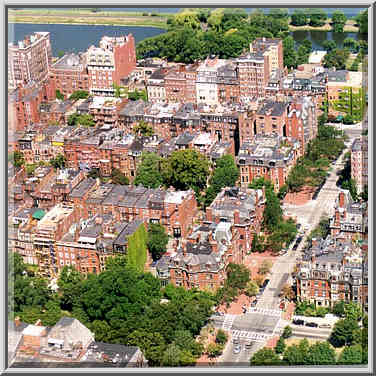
[289, 19, 359, 32]
[8, 9, 168, 28]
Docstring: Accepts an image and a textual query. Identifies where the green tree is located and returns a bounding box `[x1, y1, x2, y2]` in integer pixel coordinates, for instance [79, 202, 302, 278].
[69, 90, 89, 101]
[162, 149, 210, 193]
[322, 40, 337, 52]
[283, 338, 310, 365]
[343, 37, 359, 53]
[269, 8, 289, 19]
[225, 263, 250, 290]
[355, 10, 368, 35]
[331, 10, 347, 33]
[337, 344, 363, 364]
[306, 341, 336, 365]
[251, 234, 265, 253]
[67, 112, 79, 126]
[250, 347, 281, 366]
[56, 89, 65, 101]
[329, 318, 359, 347]
[205, 154, 239, 206]
[245, 281, 259, 297]
[332, 300, 346, 317]
[134, 152, 164, 189]
[9, 151, 25, 169]
[283, 36, 298, 69]
[344, 302, 363, 321]
[308, 9, 327, 27]
[323, 48, 349, 70]
[57, 50, 65, 58]
[77, 114, 95, 127]
[147, 223, 169, 261]
[207, 343, 224, 358]
[290, 9, 308, 26]
[215, 329, 228, 345]
[57, 266, 84, 311]
[174, 9, 201, 29]
[133, 120, 154, 137]
[111, 168, 129, 185]
[128, 89, 148, 101]
[49, 154, 66, 169]
[275, 336, 285, 354]
[282, 325, 293, 339]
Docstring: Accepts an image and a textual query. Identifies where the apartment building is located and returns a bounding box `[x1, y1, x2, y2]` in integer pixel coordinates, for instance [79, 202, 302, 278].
[351, 137, 368, 194]
[237, 134, 300, 191]
[50, 53, 89, 98]
[87, 35, 136, 96]
[250, 37, 284, 75]
[8, 32, 52, 89]
[297, 235, 368, 309]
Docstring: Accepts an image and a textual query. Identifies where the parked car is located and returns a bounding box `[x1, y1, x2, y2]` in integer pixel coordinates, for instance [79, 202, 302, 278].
[262, 279, 270, 288]
[293, 319, 305, 326]
[245, 342, 253, 351]
[296, 223, 302, 230]
[233, 344, 241, 354]
[305, 322, 318, 328]
[251, 300, 258, 307]
[233, 338, 240, 345]
[319, 323, 332, 329]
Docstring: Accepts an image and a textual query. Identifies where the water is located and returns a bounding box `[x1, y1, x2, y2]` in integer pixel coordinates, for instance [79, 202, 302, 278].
[8, 23, 165, 55]
[9, 22, 362, 57]
[291, 30, 360, 50]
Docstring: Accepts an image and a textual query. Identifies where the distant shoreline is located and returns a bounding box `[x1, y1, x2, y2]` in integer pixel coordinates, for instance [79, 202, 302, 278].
[8, 21, 167, 29]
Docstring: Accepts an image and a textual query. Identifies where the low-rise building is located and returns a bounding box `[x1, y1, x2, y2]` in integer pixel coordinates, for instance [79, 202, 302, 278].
[237, 134, 300, 191]
[10, 317, 147, 368]
[296, 235, 368, 308]
[330, 191, 368, 241]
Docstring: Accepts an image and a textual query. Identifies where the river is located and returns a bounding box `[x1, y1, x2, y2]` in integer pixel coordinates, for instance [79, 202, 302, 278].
[8, 22, 361, 57]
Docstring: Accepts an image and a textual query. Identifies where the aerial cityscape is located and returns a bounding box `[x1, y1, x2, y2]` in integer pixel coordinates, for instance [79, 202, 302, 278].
[7, 7, 368, 369]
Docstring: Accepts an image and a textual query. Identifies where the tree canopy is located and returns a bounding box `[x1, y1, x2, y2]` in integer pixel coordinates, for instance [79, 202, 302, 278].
[147, 223, 169, 261]
[162, 149, 210, 194]
[134, 152, 164, 189]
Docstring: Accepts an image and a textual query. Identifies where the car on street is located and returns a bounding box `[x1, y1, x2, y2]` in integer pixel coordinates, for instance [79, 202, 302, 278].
[233, 338, 239, 345]
[233, 344, 241, 354]
[245, 342, 253, 351]
[296, 223, 301, 230]
[262, 279, 270, 288]
[251, 299, 258, 307]
[319, 323, 332, 329]
[305, 322, 318, 328]
[293, 319, 305, 326]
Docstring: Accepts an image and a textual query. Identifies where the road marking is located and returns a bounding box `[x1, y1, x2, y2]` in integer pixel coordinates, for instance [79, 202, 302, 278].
[232, 330, 272, 343]
[222, 314, 236, 330]
[247, 307, 282, 317]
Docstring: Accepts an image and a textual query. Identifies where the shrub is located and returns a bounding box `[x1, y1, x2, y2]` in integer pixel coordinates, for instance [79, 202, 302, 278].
[215, 329, 228, 345]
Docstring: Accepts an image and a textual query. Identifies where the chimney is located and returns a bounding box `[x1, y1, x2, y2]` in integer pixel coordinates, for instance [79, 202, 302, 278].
[15, 316, 21, 327]
[234, 209, 240, 225]
[339, 192, 345, 208]
[206, 207, 213, 222]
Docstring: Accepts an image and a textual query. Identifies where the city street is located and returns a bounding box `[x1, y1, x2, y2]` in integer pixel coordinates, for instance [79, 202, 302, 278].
[217, 120, 364, 366]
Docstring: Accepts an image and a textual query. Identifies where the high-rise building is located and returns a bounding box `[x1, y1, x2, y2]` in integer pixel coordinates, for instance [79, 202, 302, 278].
[8, 32, 52, 89]
[87, 35, 136, 96]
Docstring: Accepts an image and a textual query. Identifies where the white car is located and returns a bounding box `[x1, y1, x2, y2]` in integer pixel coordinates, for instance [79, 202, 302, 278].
[233, 344, 241, 354]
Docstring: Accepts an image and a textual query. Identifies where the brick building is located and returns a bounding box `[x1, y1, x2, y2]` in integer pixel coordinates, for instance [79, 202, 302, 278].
[250, 37, 284, 75]
[9, 317, 147, 367]
[351, 137, 368, 194]
[235, 52, 270, 100]
[237, 134, 300, 191]
[330, 191, 368, 241]
[8, 32, 52, 89]
[87, 35, 136, 96]
[297, 235, 368, 309]
[50, 53, 89, 98]
[156, 221, 235, 290]
[68, 180, 198, 239]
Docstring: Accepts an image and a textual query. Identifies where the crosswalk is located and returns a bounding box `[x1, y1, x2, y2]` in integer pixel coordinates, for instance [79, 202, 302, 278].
[232, 330, 271, 342]
[222, 314, 236, 330]
[247, 307, 282, 317]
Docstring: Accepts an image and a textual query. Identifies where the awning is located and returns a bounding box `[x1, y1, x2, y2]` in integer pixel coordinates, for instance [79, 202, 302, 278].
[32, 209, 45, 220]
